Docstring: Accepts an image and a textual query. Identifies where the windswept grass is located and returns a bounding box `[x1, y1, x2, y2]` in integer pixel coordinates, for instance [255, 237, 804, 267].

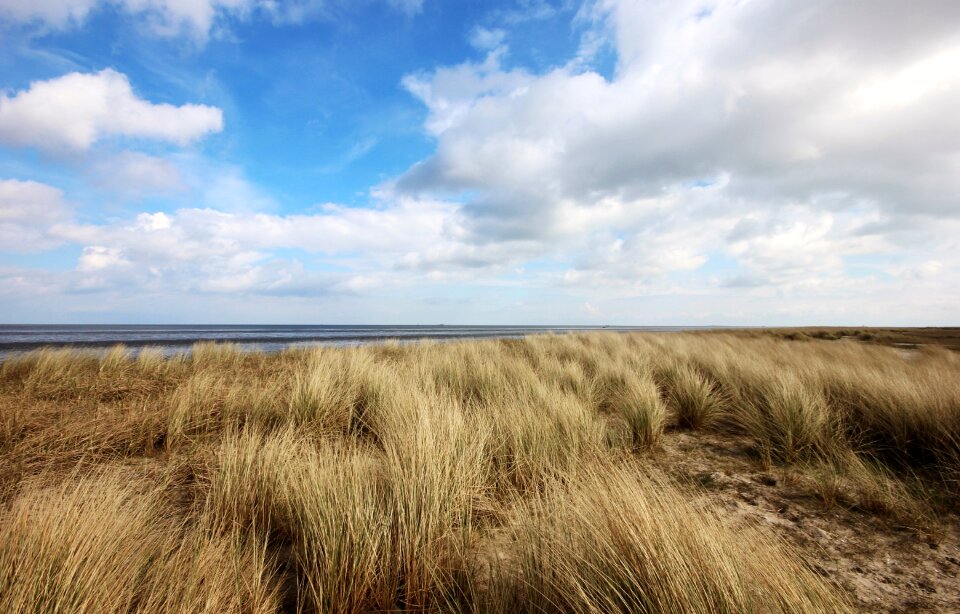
[1, 331, 957, 611]
[662, 362, 724, 430]
[482, 462, 851, 613]
[0, 470, 280, 614]
[733, 372, 834, 465]
[593, 366, 666, 449]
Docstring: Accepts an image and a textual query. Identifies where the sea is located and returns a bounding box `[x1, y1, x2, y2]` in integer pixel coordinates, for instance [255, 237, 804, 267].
[0, 324, 704, 356]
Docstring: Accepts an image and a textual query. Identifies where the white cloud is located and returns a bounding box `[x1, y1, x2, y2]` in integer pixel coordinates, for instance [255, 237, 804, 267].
[0, 178, 72, 251]
[77, 245, 129, 271]
[0, 0, 249, 37]
[0, 0, 425, 37]
[0, 172, 467, 299]
[0, 0, 99, 28]
[401, 50, 532, 136]
[39, 195, 462, 295]
[0, 69, 223, 152]
[396, 0, 960, 299]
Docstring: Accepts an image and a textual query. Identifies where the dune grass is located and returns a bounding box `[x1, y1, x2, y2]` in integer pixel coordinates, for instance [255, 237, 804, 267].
[481, 462, 850, 613]
[0, 469, 280, 614]
[1, 332, 958, 611]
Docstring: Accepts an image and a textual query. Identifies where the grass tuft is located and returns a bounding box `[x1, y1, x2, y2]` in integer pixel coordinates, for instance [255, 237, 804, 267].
[663, 362, 724, 430]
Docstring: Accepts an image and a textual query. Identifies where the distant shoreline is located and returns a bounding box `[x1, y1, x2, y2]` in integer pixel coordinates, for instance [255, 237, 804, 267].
[1, 325, 957, 353]
[0, 325, 712, 353]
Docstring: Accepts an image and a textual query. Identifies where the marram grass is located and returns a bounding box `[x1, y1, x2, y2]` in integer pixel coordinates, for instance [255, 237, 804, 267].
[2, 332, 957, 612]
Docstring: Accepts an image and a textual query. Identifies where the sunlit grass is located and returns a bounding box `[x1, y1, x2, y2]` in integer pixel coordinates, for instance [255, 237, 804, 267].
[1, 331, 957, 611]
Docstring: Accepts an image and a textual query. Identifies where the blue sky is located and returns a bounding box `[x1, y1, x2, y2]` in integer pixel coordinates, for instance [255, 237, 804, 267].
[1, 0, 958, 324]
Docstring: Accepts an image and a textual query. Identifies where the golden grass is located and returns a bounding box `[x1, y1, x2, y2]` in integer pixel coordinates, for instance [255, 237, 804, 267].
[2, 331, 958, 611]
[593, 365, 666, 449]
[481, 462, 851, 613]
[0, 469, 280, 614]
[662, 361, 724, 430]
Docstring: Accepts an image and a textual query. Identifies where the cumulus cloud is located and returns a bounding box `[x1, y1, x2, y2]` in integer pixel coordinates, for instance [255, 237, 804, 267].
[396, 0, 960, 297]
[0, 69, 223, 152]
[401, 49, 531, 136]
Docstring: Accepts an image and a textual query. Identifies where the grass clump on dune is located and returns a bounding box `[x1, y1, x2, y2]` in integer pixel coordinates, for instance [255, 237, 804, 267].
[0, 470, 280, 614]
[483, 462, 851, 613]
[734, 372, 835, 465]
[593, 366, 666, 450]
[207, 428, 391, 612]
[662, 362, 724, 430]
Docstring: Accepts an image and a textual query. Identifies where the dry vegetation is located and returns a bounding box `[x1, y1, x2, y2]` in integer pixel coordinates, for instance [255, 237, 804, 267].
[742, 326, 960, 352]
[1, 332, 959, 612]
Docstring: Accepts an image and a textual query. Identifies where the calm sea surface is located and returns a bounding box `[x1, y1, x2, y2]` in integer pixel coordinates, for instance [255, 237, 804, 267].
[0, 324, 706, 355]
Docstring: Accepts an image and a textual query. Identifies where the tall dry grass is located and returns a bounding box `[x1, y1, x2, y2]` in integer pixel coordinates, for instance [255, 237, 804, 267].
[0, 469, 280, 614]
[593, 365, 666, 449]
[1, 331, 957, 611]
[481, 462, 851, 613]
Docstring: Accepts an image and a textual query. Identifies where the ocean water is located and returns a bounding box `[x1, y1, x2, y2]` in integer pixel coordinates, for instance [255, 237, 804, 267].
[0, 324, 701, 355]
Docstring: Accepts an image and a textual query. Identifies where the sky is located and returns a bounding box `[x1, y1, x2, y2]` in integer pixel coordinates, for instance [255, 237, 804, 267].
[0, 0, 958, 325]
